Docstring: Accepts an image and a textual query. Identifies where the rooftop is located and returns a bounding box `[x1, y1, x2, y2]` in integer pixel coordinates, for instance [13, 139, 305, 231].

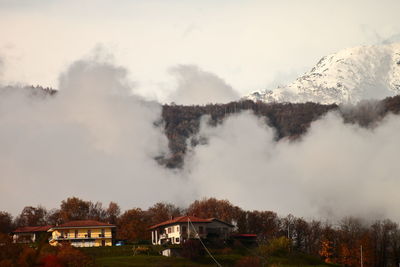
[13, 225, 53, 233]
[49, 220, 115, 230]
[149, 215, 233, 229]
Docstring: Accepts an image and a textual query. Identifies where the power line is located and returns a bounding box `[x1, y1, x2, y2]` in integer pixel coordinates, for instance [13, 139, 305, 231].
[187, 217, 223, 267]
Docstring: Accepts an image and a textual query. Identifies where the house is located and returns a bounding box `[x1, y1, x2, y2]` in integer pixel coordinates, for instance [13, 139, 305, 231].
[12, 225, 53, 244]
[149, 215, 234, 245]
[48, 220, 116, 247]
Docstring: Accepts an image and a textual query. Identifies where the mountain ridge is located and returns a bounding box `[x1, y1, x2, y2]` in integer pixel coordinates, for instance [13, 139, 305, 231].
[247, 43, 400, 104]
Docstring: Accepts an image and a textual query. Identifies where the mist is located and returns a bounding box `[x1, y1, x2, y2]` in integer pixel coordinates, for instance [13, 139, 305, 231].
[185, 111, 400, 221]
[167, 65, 240, 105]
[0, 57, 194, 214]
[1, 56, 400, 223]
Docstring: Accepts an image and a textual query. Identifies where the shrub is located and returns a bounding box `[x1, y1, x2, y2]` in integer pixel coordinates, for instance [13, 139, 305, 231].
[266, 236, 292, 256]
[133, 246, 150, 255]
[57, 244, 94, 267]
[234, 256, 262, 267]
[181, 239, 204, 260]
[40, 254, 63, 267]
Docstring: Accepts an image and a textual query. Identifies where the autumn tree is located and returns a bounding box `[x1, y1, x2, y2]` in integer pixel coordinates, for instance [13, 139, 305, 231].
[106, 202, 121, 224]
[319, 239, 335, 263]
[370, 219, 399, 267]
[237, 210, 279, 241]
[117, 208, 149, 241]
[15, 206, 48, 227]
[0, 233, 23, 266]
[303, 220, 322, 255]
[0, 211, 13, 234]
[45, 209, 63, 226]
[319, 223, 339, 264]
[59, 197, 91, 222]
[146, 202, 182, 226]
[187, 198, 240, 223]
[88, 201, 107, 221]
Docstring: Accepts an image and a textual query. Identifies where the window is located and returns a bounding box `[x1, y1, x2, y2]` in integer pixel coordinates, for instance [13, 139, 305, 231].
[175, 238, 180, 243]
[199, 226, 204, 234]
[75, 230, 78, 238]
[176, 226, 180, 232]
[87, 230, 91, 238]
[168, 227, 172, 233]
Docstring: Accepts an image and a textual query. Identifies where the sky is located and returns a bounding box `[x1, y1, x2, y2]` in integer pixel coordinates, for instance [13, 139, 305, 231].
[1, 0, 400, 102]
[2, 0, 400, 221]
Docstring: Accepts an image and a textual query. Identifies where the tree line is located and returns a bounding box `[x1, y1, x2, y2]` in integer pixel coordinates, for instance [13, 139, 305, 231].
[161, 95, 400, 168]
[1, 197, 400, 267]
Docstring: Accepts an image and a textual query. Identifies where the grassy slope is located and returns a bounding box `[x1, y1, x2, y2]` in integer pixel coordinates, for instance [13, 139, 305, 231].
[80, 246, 334, 267]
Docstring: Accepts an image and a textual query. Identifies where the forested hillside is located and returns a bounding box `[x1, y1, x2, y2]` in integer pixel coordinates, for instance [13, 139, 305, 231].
[161, 95, 400, 168]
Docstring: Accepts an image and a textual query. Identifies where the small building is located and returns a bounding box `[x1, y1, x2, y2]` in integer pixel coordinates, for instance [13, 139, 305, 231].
[161, 247, 183, 257]
[12, 225, 53, 244]
[149, 215, 234, 245]
[48, 220, 116, 247]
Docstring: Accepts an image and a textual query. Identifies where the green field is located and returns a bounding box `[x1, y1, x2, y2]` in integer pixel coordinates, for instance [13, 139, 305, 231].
[78, 245, 334, 267]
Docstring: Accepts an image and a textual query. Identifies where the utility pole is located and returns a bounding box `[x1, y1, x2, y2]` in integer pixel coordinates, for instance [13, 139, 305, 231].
[360, 245, 363, 267]
[187, 217, 190, 239]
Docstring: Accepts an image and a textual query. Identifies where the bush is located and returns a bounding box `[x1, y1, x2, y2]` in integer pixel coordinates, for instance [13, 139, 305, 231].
[234, 256, 262, 267]
[57, 244, 94, 267]
[16, 247, 37, 267]
[133, 246, 150, 255]
[181, 239, 204, 260]
[265, 236, 292, 257]
[40, 254, 63, 267]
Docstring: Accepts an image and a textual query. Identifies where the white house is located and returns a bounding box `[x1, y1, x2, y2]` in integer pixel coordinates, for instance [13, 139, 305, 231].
[149, 215, 234, 245]
[12, 225, 53, 243]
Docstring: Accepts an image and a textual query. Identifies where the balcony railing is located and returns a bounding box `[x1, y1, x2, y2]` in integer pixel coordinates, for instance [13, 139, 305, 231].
[52, 235, 110, 241]
[160, 233, 167, 239]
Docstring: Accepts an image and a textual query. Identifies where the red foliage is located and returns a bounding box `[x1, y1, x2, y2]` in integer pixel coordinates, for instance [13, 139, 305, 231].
[40, 254, 63, 267]
[234, 256, 262, 267]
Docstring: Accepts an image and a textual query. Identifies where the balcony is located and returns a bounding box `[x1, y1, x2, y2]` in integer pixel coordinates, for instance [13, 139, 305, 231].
[51, 235, 110, 241]
[160, 233, 167, 239]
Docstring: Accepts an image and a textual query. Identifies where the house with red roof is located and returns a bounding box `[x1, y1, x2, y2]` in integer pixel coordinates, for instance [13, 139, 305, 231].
[149, 215, 234, 245]
[12, 225, 53, 244]
[47, 220, 116, 247]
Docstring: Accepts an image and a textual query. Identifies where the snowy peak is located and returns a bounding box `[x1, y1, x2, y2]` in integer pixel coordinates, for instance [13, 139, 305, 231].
[248, 43, 400, 104]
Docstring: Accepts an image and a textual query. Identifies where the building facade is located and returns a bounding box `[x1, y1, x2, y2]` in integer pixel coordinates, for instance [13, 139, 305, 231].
[12, 225, 53, 243]
[48, 220, 116, 247]
[149, 216, 234, 245]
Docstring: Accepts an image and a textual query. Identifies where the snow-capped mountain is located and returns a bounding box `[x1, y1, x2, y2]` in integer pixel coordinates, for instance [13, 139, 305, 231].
[247, 43, 400, 104]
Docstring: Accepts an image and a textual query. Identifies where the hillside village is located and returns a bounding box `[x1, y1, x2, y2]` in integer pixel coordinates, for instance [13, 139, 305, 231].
[1, 197, 400, 267]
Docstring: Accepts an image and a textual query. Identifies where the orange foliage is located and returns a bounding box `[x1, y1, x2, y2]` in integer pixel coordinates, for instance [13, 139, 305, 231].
[319, 240, 335, 263]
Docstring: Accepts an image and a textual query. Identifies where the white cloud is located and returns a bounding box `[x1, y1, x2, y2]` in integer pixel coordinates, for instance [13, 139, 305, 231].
[167, 65, 240, 105]
[184, 111, 400, 222]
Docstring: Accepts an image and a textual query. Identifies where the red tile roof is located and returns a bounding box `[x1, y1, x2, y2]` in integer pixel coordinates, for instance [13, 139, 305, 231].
[50, 220, 115, 230]
[149, 216, 233, 229]
[13, 225, 53, 233]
